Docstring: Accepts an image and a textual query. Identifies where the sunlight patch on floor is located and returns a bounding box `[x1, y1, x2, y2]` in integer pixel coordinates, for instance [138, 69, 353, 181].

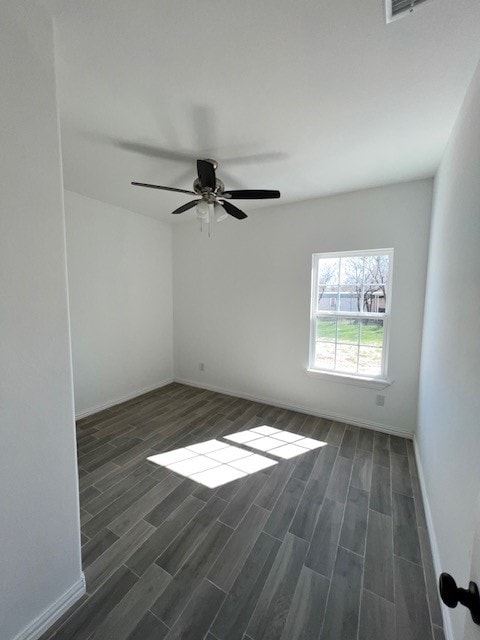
[147, 427, 327, 488]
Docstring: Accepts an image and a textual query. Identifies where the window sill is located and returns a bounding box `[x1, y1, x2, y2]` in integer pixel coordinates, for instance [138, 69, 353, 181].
[305, 368, 393, 389]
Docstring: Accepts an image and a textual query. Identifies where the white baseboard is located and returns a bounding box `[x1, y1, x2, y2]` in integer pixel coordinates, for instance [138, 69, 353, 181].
[14, 574, 86, 640]
[174, 377, 414, 439]
[413, 437, 453, 640]
[75, 378, 174, 419]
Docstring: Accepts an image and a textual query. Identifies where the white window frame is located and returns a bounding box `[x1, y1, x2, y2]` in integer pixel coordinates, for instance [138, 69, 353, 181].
[307, 248, 394, 387]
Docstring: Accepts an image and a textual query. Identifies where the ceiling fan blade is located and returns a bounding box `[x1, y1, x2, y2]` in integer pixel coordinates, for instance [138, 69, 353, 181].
[222, 189, 281, 200]
[220, 200, 248, 220]
[132, 182, 196, 195]
[121, 142, 195, 163]
[197, 159, 216, 190]
[171, 200, 200, 215]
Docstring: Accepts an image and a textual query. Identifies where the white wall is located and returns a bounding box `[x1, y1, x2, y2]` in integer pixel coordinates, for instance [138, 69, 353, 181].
[173, 179, 432, 436]
[65, 191, 173, 416]
[0, 4, 83, 639]
[417, 60, 480, 640]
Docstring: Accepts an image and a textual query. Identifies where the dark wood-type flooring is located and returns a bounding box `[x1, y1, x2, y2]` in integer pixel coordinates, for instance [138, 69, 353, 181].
[41, 383, 445, 640]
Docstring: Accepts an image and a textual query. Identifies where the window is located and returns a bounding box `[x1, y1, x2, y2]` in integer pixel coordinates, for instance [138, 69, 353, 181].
[309, 249, 393, 380]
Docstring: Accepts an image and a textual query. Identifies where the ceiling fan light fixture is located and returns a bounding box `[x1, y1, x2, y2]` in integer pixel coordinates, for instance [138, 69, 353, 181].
[195, 199, 211, 220]
[214, 203, 228, 222]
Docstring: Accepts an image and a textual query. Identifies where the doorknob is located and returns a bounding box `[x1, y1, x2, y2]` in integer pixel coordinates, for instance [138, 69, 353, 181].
[439, 573, 480, 625]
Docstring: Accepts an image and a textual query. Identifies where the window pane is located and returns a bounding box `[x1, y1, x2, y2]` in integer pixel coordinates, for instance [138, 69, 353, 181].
[358, 346, 382, 376]
[315, 341, 335, 370]
[337, 319, 359, 345]
[363, 286, 387, 313]
[335, 344, 359, 373]
[316, 318, 336, 342]
[317, 257, 339, 285]
[339, 286, 360, 312]
[360, 319, 384, 346]
[317, 285, 338, 311]
[363, 254, 390, 311]
[339, 256, 364, 287]
[364, 255, 389, 285]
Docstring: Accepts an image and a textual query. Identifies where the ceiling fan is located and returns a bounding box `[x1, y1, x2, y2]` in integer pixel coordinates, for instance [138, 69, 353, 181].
[132, 159, 280, 220]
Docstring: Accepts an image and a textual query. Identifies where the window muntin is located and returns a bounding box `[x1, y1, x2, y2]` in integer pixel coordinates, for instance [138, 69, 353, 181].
[309, 249, 393, 378]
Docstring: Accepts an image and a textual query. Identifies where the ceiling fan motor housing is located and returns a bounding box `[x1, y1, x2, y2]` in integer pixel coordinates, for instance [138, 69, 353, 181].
[193, 176, 225, 202]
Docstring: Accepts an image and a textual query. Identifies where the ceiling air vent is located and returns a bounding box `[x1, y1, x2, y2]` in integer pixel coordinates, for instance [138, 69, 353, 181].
[386, 0, 434, 23]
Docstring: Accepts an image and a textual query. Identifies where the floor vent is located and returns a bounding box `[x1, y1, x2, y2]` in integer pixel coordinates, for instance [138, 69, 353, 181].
[386, 0, 434, 23]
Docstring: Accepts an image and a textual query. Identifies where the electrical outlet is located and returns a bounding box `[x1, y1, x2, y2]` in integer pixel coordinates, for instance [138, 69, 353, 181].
[376, 394, 385, 407]
[199, 362, 205, 372]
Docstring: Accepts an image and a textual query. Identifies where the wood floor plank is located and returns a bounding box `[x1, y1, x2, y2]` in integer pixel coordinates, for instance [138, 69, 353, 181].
[304, 498, 345, 578]
[89, 564, 171, 640]
[85, 519, 154, 594]
[255, 461, 295, 510]
[82, 529, 119, 570]
[390, 435, 408, 456]
[80, 508, 93, 527]
[126, 611, 169, 640]
[108, 474, 183, 536]
[164, 579, 226, 640]
[370, 464, 392, 516]
[325, 456, 353, 504]
[393, 492, 422, 564]
[325, 421, 345, 445]
[84, 465, 152, 516]
[418, 525, 444, 627]
[433, 625, 446, 640]
[280, 566, 329, 640]
[412, 472, 428, 531]
[391, 453, 413, 497]
[373, 432, 390, 468]
[80, 442, 117, 470]
[308, 416, 332, 441]
[291, 448, 322, 482]
[48, 565, 138, 640]
[211, 532, 281, 640]
[151, 521, 233, 627]
[246, 533, 309, 640]
[208, 504, 269, 592]
[364, 510, 394, 602]
[126, 495, 204, 576]
[84, 438, 143, 472]
[320, 546, 363, 640]
[407, 440, 419, 478]
[358, 589, 395, 640]
[94, 453, 158, 492]
[350, 450, 372, 492]
[156, 496, 228, 575]
[263, 476, 306, 540]
[394, 555, 433, 640]
[79, 485, 101, 508]
[83, 476, 158, 538]
[356, 428, 374, 452]
[339, 486, 369, 556]
[145, 477, 198, 526]
[339, 427, 359, 459]
[79, 461, 119, 493]
[219, 472, 268, 529]
[215, 474, 248, 501]
[289, 444, 337, 541]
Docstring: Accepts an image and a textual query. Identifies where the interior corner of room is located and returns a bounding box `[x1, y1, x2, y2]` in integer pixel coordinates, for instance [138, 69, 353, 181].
[2, 1, 480, 639]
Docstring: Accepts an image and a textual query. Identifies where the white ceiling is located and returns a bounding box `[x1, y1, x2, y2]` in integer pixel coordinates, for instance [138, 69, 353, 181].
[41, 0, 480, 222]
